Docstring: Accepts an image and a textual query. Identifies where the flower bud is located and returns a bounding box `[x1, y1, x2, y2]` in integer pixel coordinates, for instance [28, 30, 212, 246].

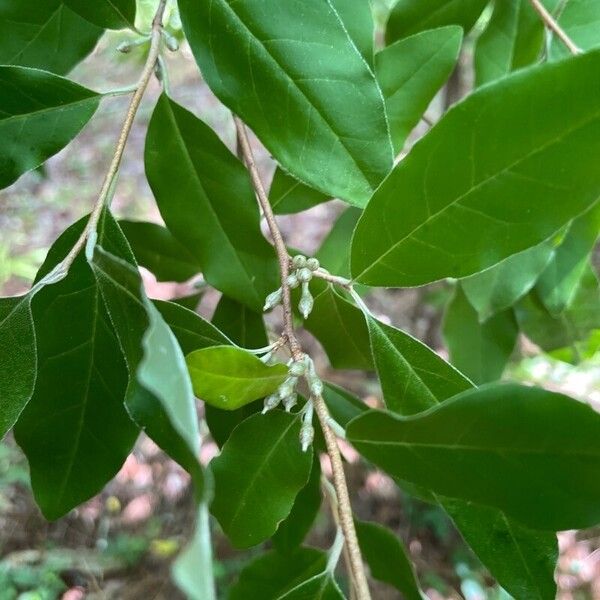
[278, 376, 298, 399]
[263, 287, 283, 311]
[298, 282, 314, 319]
[289, 361, 306, 377]
[282, 394, 298, 412]
[300, 423, 314, 452]
[306, 257, 320, 271]
[286, 272, 300, 288]
[292, 254, 307, 269]
[308, 374, 323, 397]
[297, 267, 313, 283]
[163, 31, 180, 51]
[262, 393, 281, 414]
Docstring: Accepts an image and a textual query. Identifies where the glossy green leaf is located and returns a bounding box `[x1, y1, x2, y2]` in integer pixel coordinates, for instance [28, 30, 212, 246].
[355, 520, 423, 600]
[179, 0, 393, 206]
[65, 0, 135, 29]
[461, 239, 556, 321]
[376, 26, 462, 152]
[385, 0, 487, 43]
[536, 205, 600, 316]
[145, 94, 278, 310]
[348, 383, 600, 531]
[119, 220, 201, 283]
[186, 346, 288, 410]
[212, 295, 268, 348]
[443, 287, 518, 384]
[229, 548, 327, 600]
[369, 316, 471, 414]
[270, 168, 330, 214]
[322, 383, 367, 428]
[316, 208, 362, 279]
[15, 220, 138, 520]
[0, 296, 37, 439]
[277, 572, 345, 600]
[351, 50, 600, 287]
[273, 456, 322, 553]
[210, 411, 312, 548]
[0, 1, 102, 74]
[0, 66, 101, 190]
[550, 0, 600, 59]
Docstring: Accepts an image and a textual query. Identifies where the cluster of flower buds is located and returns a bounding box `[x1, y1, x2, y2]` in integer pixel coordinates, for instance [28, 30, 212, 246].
[263, 255, 320, 319]
[262, 358, 306, 415]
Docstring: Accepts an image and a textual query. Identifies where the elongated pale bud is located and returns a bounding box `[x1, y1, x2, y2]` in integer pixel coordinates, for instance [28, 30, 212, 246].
[306, 257, 320, 271]
[260, 350, 273, 364]
[300, 423, 314, 452]
[263, 287, 283, 311]
[297, 267, 313, 283]
[299, 282, 314, 319]
[289, 360, 306, 377]
[283, 393, 298, 412]
[286, 272, 300, 288]
[162, 31, 179, 51]
[262, 393, 280, 414]
[292, 254, 307, 269]
[278, 376, 298, 399]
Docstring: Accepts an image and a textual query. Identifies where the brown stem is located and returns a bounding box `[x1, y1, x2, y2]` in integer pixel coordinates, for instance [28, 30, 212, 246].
[529, 0, 580, 55]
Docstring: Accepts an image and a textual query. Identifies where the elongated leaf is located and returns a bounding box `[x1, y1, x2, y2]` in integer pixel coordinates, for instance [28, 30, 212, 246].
[385, 0, 487, 43]
[536, 205, 600, 315]
[273, 456, 322, 553]
[322, 383, 367, 428]
[120, 220, 201, 283]
[355, 520, 423, 600]
[179, 0, 393, 206]
[0, 1, 102, 74]
[277, 572, 345, 600]
[0, 66, 100, 190]
[145, 94, 278, 310]
[212, 295, 268, 348]
[351, 50, 600, 287]
[550, 0, 600, 59]
[316, 208, 362, 279]
[348, 383, 600, 531]
[461, 239, 557, 321]
[377, 26, 462, 152]
[475, 0, 545, 86]
[15, 220, 138, 520]
[187, 346, 288, 410]
[443, 287, 518, 384]
[65, 0, 135, 29]
[229, 548, 327, 600]
[210, 411, 312, 548]
[0, 296, 36, 439]
[270, 168, 330, 215]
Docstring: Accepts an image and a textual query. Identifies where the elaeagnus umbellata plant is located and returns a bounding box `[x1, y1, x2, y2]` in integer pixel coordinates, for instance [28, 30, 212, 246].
[2, 0, 600, 597]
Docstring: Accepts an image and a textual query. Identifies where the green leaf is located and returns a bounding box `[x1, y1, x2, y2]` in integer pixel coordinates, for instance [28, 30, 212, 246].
[351, 50, 600, 287]
[550, 0, 600, 59]
[443, 287, 518, 384]
[15, 219, 138, 520]
[443, 498, 558, 600]
[178, 0, 393, 206]
[145, 94, 278, 310]
[0, 296, 36, 439]
[474, 0, 545, 86]
[119, 220, 201, 283]
[273, 456, 322, 553]
[461, 239, 557, 321]
[229, 548, 327, 600]
[368, 316, 471, 414]
[270, 168, 330, 215]
[276, 572, 345, 600]
[0, 1, 102, 74]
[376, 26, 462, 152]
[210, 411, 312, 548]
[212, 295, 268, 348]
[536, 205, 600, 316]
[0, 66, 101, 190]
[316, 208, 362, 279]
[355, 520, 423, 600]
[186, 346, 288, 411]
[64, 0, 136, 29]
[347, 383, 600, 531]
[385, 0, 487, 43]
[322, 383, 367, 428]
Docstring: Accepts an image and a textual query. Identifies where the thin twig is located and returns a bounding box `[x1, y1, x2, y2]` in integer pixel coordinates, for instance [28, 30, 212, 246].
[529, 0, 581, 55]
[234, 117, 371, 599]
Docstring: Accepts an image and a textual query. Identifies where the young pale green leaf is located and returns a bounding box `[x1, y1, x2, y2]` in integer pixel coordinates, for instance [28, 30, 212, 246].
[0, 296, 36, 439]
[443, 287, 518, 384]
[461, 239, 557, 321]
[64, 0, 136, 29]
[385, 0, 488, 43]
[0, 66, 101, 190]
[443, 498, 558, 600]
[229, 548, 327, 600]
[536, 205, 600, 316]
[376, 26, 462, 152]
[186, 346, 288, 410]
[368, 316, 471, 414]
[145, 94, 278, 311]
[210, 411, 312, 548]
[0, 1, 102, 74]
[356, 521, 423, 600]
[178, 0, 393, 206]
[276, 572, 345, 600]
[474, 0, 545, 86]
[351, 50, 600, 287]
[270, 168, 330, 215]
[273, 456, 322, 553]
[348, 383, 600, 531]
[119, 220, 201, 283]
[550, 0, 600, 59]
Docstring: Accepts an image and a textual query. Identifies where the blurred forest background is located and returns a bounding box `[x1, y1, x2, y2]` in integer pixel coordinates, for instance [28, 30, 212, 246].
[1, 1, 600, 598]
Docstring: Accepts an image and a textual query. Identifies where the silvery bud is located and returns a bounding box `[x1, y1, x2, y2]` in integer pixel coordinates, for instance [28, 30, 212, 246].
[289, 361, 306, 377]
[300, 423, 314, 452]
[292, 255, 307, 269]
[262, 393, 280, 414]
[278, 376, 298, 399]
[282, 394, 298, 412]
[297, 267, 313, 283]
[308, 374, 323, 397]
[286, 272, 300, 288]
[264, 287, 283, 311]
[306, 257, 320, 271]
[298, 282, 314, 319]
[163, 31, 180, 51]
